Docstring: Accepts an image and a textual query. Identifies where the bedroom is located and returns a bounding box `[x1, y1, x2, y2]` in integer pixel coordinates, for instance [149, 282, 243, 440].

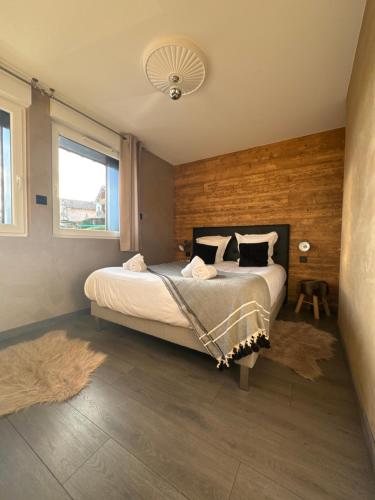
[0, 0, 374, 498]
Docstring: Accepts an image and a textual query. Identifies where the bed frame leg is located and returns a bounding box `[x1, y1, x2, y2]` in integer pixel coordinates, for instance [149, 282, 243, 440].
[95, 317, 103, 331]
[239, 365, 250, 391]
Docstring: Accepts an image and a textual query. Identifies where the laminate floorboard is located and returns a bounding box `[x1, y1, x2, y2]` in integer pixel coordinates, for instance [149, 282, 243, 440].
[9, 402, 108, 483]
[110, 366, 373, 499]
[65, 439, 187, 500]
[0, 305, 374, 500]
[92, 353, 134, 384]
[90, 325, 226, 402]
[0, 418, 71, 500]
[229, 463, 301, 500]
[69, 377, 239, 500]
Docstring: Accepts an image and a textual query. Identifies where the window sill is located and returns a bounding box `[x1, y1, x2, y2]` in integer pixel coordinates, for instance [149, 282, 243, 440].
[0, 226, 28, 237]
[0, 232, 28, 237]
[53, 229, 120, 240]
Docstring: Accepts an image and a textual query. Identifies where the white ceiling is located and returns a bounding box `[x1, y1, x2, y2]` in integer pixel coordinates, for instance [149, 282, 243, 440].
[0, 0, 365, 164]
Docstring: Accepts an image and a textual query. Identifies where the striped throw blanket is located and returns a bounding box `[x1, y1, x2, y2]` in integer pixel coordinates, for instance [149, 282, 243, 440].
[149, 262, 271, 368]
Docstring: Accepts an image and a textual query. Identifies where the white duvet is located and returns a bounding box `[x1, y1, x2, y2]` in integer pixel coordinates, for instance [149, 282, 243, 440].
[84, 261, 286, 329]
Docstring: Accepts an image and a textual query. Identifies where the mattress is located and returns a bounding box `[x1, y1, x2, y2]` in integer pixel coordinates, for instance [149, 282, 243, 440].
[84, 262, 286, 329]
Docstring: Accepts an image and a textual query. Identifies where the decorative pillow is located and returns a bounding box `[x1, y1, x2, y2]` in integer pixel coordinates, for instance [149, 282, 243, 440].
[192, 243, 218, 265]
[239, 242, 269, 267]
[235, 231, 278, 265]
[196, 236, 231, 263]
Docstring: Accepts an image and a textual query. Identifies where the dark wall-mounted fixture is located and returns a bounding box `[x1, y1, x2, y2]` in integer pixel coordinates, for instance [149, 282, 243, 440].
[178, 239, 192, 259]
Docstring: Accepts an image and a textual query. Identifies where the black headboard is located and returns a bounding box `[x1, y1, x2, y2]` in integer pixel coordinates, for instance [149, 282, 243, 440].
[192, 224, 290, 295]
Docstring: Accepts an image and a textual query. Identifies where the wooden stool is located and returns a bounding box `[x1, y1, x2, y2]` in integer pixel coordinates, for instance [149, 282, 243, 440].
[318, 281, 331, 317]
[295, 280, 331, 320]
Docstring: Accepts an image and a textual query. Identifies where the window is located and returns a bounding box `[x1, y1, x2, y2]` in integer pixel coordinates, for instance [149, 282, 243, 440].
[52, 124, 120, 238]
[0, 97, 27, 236]
[0, 109, 11, 224]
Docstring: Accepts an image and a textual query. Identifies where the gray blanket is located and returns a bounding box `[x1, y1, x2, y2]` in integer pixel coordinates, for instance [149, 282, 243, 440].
[148, 262, 271, 368]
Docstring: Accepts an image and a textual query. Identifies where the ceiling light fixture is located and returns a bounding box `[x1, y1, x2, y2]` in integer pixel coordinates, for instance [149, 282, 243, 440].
[143, 37, 206, 101]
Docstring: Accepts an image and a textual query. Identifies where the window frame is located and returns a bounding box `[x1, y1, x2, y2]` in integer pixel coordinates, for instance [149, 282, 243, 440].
[52, 123, 120, 239]
[0, 96, 27, 237]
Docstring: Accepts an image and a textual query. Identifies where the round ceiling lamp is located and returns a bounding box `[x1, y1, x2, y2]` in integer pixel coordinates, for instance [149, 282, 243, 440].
[143, 37, 206, 100]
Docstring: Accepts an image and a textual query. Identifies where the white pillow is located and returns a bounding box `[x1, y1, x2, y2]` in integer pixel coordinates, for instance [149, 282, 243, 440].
[196, 235, 231, 263]
[235, 232, 278, 265]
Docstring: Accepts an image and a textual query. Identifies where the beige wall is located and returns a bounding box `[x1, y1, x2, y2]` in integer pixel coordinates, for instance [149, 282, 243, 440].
[339, 0, 375, 437]
[139, 149, 175, 264]
[0, 90, 174, 333]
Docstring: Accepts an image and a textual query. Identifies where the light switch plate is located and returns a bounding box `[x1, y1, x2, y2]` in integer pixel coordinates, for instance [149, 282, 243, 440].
[36, 195, 47, 205]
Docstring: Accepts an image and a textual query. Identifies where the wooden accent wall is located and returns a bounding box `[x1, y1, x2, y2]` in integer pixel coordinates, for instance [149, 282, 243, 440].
[174, 129, 345, 305]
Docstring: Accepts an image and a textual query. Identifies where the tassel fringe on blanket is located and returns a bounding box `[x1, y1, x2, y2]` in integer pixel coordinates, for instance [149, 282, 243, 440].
[216, 329, 271, 370]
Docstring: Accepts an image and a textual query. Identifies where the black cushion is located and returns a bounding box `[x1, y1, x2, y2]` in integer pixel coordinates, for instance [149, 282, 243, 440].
[223, 235, 239, 261]
[239, 242, 268, 267]
[192, 243, 218, 264]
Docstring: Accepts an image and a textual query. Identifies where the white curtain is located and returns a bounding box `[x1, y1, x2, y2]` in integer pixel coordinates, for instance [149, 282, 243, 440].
[119, 134, 141, 251]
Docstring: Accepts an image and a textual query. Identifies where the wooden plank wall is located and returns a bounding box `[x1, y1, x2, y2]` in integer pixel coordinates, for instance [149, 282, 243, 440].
[174, 129, 345, 305]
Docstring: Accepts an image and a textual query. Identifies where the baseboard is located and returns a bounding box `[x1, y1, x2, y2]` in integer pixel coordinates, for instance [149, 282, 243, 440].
[359, 404, 375, 473]
[0, 308, 90, 342]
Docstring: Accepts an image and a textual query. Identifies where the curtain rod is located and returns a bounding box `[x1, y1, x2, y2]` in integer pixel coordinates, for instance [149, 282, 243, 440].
[0, 64, 126, 139]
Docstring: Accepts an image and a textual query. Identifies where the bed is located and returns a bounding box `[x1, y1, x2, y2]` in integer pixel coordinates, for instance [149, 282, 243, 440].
[86, 224, 290, 390]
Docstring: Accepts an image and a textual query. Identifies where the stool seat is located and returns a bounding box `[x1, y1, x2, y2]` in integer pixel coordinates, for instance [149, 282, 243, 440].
[300, 280, 320, 296]
[295, 279, 331, 320]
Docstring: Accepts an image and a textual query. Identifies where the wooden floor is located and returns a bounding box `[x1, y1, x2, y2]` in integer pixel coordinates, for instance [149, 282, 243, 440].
[0, 305, 374, 500]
